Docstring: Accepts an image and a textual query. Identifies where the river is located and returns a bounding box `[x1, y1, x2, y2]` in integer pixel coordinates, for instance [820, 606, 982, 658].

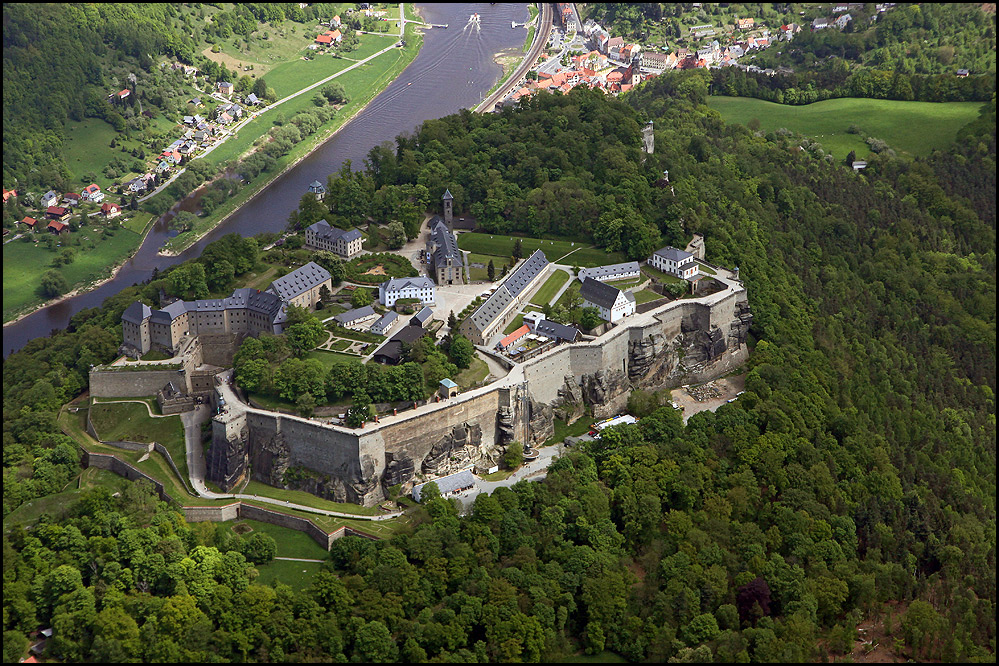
[4, 3, 529, 357]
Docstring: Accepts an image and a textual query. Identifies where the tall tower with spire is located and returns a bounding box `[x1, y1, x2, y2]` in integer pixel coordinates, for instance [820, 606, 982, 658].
[442, 188, 454, 226]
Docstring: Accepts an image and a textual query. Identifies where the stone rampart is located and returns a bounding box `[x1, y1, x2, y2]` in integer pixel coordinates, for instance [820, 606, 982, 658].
[82, 451, 174, 503]
[89, 365, 190, 398]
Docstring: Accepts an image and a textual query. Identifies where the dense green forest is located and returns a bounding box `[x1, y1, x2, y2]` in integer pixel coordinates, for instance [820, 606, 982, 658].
[3, 67, 996, 661]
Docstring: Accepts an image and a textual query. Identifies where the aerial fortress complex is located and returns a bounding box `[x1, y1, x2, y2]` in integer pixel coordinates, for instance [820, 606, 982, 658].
[93, 239, 751, 508]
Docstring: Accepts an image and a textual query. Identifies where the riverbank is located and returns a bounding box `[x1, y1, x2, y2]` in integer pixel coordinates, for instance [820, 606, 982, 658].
[159, 20, 425, 256]
[2, 213, 159, 326]
[3, 16, 425, 324]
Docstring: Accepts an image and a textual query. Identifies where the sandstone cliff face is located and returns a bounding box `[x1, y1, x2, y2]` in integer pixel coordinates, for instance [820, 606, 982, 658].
[422, 423, 494, 476]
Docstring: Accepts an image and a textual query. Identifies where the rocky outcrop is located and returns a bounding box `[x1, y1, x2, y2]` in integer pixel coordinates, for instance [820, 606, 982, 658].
[251, 432, 291, 488]
[582, 368, 631, 419]
[553, 374, 586, 424]
[283, 456, 383, 505]
[422, 423, 500, 477]
[528, 398, 554, 445]
[206, 431, 248, 491]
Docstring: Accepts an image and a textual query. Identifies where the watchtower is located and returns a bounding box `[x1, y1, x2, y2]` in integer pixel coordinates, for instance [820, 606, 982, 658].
[442, 188, 454, 226]
[642, 121, 654, 154]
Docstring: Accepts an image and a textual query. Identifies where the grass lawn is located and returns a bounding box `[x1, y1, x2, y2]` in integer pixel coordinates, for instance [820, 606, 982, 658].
[329, 338, 352, 351]
[3, 228, 143, 322]
[641, 264, 684, 284]
[241, 482, 383, 516]
[62, 118, 143, 188]
[306, 349, 362, 370]
[707, 96, 985, 159]
[239, 499, 412, 540]
[121, 211, 155, 235]
[265, 56, 355, 99]
[89, 400, 189, 482]
[530, 269, 570, 306]
[254, 559, 324, 592]
[324, 324, 384, 344]
[466, 252, 508, 281]
[559, 246, 628, 267]
[634, 289, 664, 304]
[695, 262, 716, 275]
[503, 313, 527, 335]
[543, 417, 594, 447]
[481, 469, 514, 482]
[456, 357, 489, 389]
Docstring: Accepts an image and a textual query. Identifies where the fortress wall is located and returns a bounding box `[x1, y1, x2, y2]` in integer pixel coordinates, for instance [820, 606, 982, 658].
[358, 388, 506, 471]
[89, 366, 191, 398]
[246, 412, 365, 480]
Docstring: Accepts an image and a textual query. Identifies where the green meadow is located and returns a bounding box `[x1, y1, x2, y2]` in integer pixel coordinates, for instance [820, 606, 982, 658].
[707, 96, 984, 159]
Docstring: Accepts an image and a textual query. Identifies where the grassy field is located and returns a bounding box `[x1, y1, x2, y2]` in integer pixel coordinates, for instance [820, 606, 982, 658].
[530, 269, 570, 306]
[242, 480, 382, 515]
[457, 233, 626, 267]
[89, 400, 189, 482]
[232, 518, 336, 558]
[707, 96, 985, 159]
[63, 118, 142, 187]
[3, 227, 144, 322]
[3, 468, 127, 530]
[121, 211, 155, 234]
[456, 357, 490, 389]
[466, 252, 509, 281]
[543, 417, 594, 447]
[254, 559, 324, 591]
[641, 264, 684, 284]
[306, 349, 362, 370]
[634, 289, 664, 304]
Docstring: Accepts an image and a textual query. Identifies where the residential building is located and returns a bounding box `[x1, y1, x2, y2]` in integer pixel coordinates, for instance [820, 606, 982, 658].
[533, 319, 580, 343]
[305, 219, 363, 258]
[62, 193, 81, 206]
[650, 246, 699, 279]
[812, 17, 830, 30]
[266, 261, 332, 309]
[834, 14, 852, 29]
[410, 306, 433, 328]
[19, 216, 37, 229]
[47, 220, 69, 235]
[40, 190, 60, 208]
[369, 311, 399, 336]
[45, 206, 70, 221]
[579, 277, 636, 323]
[459, 250, 550, 345]
[577, 261, 640, 283]
[2, 188, 15, 203]
[217, 81, 234, 96]
[426, 217, 464, 285]
[333, 305, 378, 330]
[307, 180, 327, 201]
[736, 17, 755, 30]
[378, 277, 436, 307]
[246, 93, 260, 106]
[498, 325, 531, 351]
[82, 184, 102, 202]
[101, 203, 122, 219]
[373, 325, 427, 365]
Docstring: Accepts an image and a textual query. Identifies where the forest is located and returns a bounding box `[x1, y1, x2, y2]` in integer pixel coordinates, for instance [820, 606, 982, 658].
[3, 62, 996, 663]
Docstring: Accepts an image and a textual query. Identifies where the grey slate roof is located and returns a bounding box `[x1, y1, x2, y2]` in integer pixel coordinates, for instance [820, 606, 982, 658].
[308, 180, 326, 193]
[307, 219, 361, 243]
[411, 306, 433, 326]
[577, 261, 640, 282]
[429, 218, 463, 267]
[579, 277, 624, 310]
[374, 325, 429, 364]
[370, 311, 398, 334]
[122, 301, 152, 325]
[442, 188, 453, 200]
[412, 469, 475, 502]
[652, 246, 693, 263]
[467, 250, 549, 334]
[535, 319, 580, 342]
[334, 305, 376, 325]
[150, 300, 194, 322]
[380, 276, 435, 293]
[505, 250, 549, 297]
[268, 261, 331, 302]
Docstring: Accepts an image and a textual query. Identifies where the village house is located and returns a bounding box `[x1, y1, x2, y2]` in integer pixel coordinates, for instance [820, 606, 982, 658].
[2, 188, 16, 203]
[40, 190, 60, 209]
[378, 276, 436, 307]
[47, 219, 69, 235]
[217, 81, 234, 97]
[650, 246, 699, 279]
[736, 17, 755, 30]
[369, 311, 398, 336]
[19, 216, 37, 230]
[45, 206, 70, 222]
[101, 202, 122, 219]
[305, 219, 363, 258]
[82, 184, 103, 203]
[62, 193, 81, 207]
[579, 277, 636, 323]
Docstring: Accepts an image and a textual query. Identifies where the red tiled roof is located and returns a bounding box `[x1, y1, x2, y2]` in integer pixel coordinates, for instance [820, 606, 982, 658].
[46, 206, 68, 215]
[499, 325, 530, 349]
[316, 34, 332, 44]
[48, 220, 67, 232]
[20, 216, 36, 226]
[101, 203, 120, 213]
[118, 89, 130, 97]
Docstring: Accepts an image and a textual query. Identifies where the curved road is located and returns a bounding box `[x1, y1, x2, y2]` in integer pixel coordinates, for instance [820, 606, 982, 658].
[475, 3, 553, 113]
